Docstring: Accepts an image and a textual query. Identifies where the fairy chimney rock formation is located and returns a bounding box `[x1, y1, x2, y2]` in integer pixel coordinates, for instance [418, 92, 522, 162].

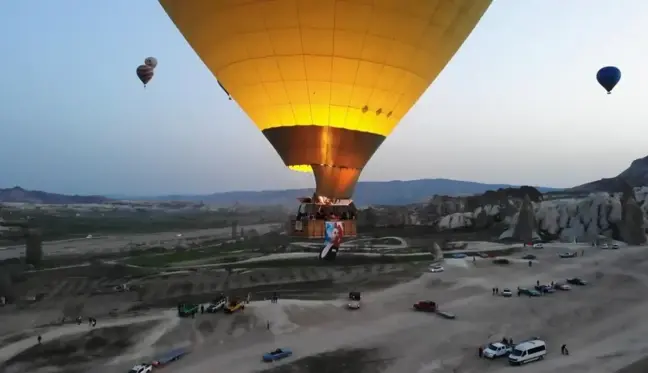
[512, 195, 537, 243]
[431, 242, 443, 260]
[619, 188, 646, 245]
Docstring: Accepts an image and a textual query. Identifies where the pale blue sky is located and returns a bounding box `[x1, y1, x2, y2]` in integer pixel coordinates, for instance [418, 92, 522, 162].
[1, 0, 647, 196]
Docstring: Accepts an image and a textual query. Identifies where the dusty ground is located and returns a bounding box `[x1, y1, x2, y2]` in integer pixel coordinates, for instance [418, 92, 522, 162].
[2, 243, 648, 372]
[0, 223, 276, 260]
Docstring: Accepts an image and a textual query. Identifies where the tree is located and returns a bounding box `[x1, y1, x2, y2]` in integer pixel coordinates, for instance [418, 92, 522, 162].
[25, 229, 43, 266]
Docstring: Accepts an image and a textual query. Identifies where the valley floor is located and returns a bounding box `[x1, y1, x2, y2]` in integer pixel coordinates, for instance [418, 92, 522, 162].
[2, 242, 648, 373]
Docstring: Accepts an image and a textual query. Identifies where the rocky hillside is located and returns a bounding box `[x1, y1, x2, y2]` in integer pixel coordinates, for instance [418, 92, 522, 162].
[574, 155, 648, 192]
[358, 185, 648, 245]
[0, 187, 110, 204]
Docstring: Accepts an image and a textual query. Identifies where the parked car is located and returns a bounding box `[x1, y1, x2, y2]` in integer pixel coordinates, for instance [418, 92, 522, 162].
[128, 364, 152, 373]
[534, 284, 555, 294]
[413, 300, 437, 312]
[553, 283, 571, 290]
[483, 342, 512, 359]
[347, 300, 361, 310]
[429, 265, 444, 273]
[566, 278, 587, 285]
[519, 288, 541, 297]
[501, 288, 513, 297]
[559, 252, 577, 258]
[532, 243, 544, 249]
[262, 348, 293, 362]
[522, 254, 537, 260]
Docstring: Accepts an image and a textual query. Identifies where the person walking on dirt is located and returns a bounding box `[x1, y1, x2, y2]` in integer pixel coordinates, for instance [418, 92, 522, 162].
[37, 335, 42, 344]
[267, 321, 270, 330]
[478, 346, 483, 358]
[200, 305, 204, 314]
[509, 338, 513, 346]
[561, 344, 569, 355]
[91, 318, 96, 327]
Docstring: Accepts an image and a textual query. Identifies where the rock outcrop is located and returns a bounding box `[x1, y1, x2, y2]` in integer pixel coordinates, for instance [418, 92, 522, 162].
[359, 186, 648, 245]
[431, 242, 443, 260]
[618, 187, 647, 245]
[510, 195, 538, 242]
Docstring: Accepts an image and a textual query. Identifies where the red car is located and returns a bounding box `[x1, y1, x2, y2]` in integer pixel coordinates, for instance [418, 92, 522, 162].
[413, 300, 437, 312]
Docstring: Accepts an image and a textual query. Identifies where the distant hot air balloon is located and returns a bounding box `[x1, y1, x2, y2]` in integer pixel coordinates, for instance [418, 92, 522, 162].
[597, 66, 621, 94]
[144, 57, 158, 69]
[136, 64, 154, 87]
[159, 0, 492, 199]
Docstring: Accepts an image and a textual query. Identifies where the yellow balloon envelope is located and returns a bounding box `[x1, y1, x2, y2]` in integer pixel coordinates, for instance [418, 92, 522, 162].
[159, 0, 491, 198]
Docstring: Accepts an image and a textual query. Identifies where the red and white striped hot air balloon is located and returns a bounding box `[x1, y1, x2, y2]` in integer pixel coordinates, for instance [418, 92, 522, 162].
[136, 64, 154, 87]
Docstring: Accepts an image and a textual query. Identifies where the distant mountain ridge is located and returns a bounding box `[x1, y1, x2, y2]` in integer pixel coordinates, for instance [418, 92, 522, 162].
[0, 187, 110, 204]
[127, 178, 560, 207]
[573, 155, 648, 192]
[1, 179, 560, 206]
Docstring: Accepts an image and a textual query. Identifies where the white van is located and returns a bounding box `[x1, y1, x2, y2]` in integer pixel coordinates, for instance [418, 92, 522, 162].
[508, 340, 547, 365]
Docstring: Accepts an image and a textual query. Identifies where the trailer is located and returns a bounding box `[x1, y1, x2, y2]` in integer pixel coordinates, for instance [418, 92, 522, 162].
[436, 311, 456, 319]
[152, 348, 188, 367]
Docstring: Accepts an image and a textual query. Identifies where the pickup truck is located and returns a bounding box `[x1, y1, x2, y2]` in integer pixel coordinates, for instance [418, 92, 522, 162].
[483, 342, 512, 359]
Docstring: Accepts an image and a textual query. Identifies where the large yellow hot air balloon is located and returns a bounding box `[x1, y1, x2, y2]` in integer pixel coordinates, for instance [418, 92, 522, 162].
[159, 0, 491, 199]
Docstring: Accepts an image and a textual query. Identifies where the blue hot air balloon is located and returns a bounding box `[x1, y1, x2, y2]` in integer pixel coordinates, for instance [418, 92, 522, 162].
[596, 66, 621, 94]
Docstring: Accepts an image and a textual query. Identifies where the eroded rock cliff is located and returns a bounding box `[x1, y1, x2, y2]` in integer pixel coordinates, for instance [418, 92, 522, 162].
[359, 186, 648, 244]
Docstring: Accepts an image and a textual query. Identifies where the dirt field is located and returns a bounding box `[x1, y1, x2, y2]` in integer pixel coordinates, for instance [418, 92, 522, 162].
[2, 243, 648, 372]
[0, 223, 276, 260]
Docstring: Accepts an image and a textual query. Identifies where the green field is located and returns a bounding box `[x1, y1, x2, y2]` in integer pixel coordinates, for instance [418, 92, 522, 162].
[0, 209, 286, 242]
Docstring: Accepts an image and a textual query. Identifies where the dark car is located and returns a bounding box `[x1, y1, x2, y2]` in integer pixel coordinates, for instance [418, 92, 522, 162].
[522, 255, 537, 260]
[349, 291, 361, 301]
[534, 284, 555, 294]
[152, 348, 188, 367]
[519, 288, 541, 297]
[566, 278, 587, 285]
[413, 301, 437, 312]
[262, 348, 293, 362]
